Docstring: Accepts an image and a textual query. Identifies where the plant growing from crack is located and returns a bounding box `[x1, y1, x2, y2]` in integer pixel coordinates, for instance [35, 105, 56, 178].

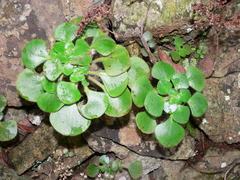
[86, 155, 142, 179]
[0, 94, 18, 141]
[16, 16, 208, 147]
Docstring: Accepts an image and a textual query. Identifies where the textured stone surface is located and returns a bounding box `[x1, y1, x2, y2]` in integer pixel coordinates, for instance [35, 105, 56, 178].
[8, 122, 60, 175]
[201, 73, 240, 144]
[111, 0, 196, 39]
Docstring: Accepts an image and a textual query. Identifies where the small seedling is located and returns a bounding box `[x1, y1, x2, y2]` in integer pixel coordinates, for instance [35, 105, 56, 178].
[0, 94, 18, 141]
[86, 155, 142, 179]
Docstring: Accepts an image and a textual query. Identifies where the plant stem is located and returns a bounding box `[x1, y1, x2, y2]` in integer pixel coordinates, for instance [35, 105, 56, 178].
[87, 76, 105, 91]
[91, 58, 101, 65]
[88, 71, 101, 76]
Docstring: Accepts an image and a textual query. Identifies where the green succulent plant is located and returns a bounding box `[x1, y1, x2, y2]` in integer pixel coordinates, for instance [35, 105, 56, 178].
[131, 61, 208, 147]
[0, 94, 18, 141]
[86, 155, 142, 179]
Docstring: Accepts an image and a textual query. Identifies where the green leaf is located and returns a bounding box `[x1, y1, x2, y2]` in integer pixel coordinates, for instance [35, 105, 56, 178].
[91, 32, 116, 56]
[143, 31, 153, 42]
[186, 66, 205, 91]
[70, 16, 83, 25]
[70, 67, 87, 82]
[171, 73, 189, 89]
[127, 57, 150, 88]
[179, 48, 187, 57]
[178, 89, 191, 102]
[172, 105, 190, 124]
[63, 63, 74, 76]
[164, 102, 177, 114]
[22, 40, 49, 70]
[16, 69, 44, 102]
[0, 120, 18, 141]
[183, 44, 192, 55]
[170, 51, 181, 61]
[152, 62, 175, 80]
[99, 155, 110, 165]
[70, 55, 92, 65]
[43, 60, 63, 81]
[78, 89, 108, 119]
[86, 164, 100, 178]
[37, 93, 64, 113]
[82, 28, 101, 38]
[128, 161, 142, 179]
[188, 92, 208, 117]
[148, 40, 157, 48]
[136, 111, 157, 134]
[97, 45, 130, 76]
[111, 161, 119, 171]
[50, 104, 91, 136]
[105, 88, 132, 117]
[57, 81, 81, 104]
[157, 79, 173, 95]
[54, 23, 78, 42]
[0, 94, 7, 112]
[174, 37, 183, 47]
[41, 77, 57, 93]
[0, 112, 3, 121]
[131, 76, 155, 107]
[74, 39, 90, 56]
[100, 71, 128, 97]
[155, 117, 185, 147]
[53, 42, 74, 54]
[144, 92, 164, 117]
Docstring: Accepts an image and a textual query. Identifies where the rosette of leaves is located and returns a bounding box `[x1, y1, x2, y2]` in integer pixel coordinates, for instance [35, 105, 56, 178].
[86, 155, 142, 179]
[170, 37, 192, 62]
[0, 94, 18, 141]
[16, 21, 133, 136]
[131, 61, 208, 147]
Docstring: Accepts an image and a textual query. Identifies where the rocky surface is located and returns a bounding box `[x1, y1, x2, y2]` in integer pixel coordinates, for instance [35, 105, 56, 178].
[111, 0, 196, 40]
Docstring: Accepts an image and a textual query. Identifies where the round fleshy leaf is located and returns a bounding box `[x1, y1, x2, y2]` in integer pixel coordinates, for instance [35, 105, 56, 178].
[53, 42, 74, 54]
[131, 76, 155, 108]
[100, 71, 128, 97]
[0, 120, 18, 142]
[127, 57, 150, 88]
[54, 23, 78, 42]
[105, 88, 132, 117]
[99, 155, 110, 165]
[143, 31, 153, 42]
[128, 161, 142, 179]
[57, 81, 81, 104]
[152, 61, 175, 80]
[178, 89, 191, 102]
[63, 63, 75, 76]
[78, 89, 108, 119]
[0, 94, 7, 112]
[22, 40, 49, 70]
[164, 102, 177, 114]
[70, 55, 92, 66]
[188, 92, 208, 117]
[179, 48, 187, 57]
[44, 60, 63, 81]
[81, 28, 101, 38]
[183, 44, 192, 55]
[91, 32, 116, 56]
[171, 73, 189, 89]
[50, 104, 91, 136]
[174, 37, 183, 47]
[41, 77, 57, 93]
[37, 93, 64, 113]
[86, 164, 100, 178]
[157, 79, 173, 95]
[148, 40, 157, 48]
[186, 66, 205, 91]
[171, 51, 181, 61]
[70, 16, 83, 25]
[16, 69, 44, 102]
[172, 105, 190, 124]
[97, 45, 130, 76]
[144, 92, 164, 117]
[70, 67, 87, 82]
[136, 112, 157, 134]
[74, 39, 90, 55]
[155, 117, 185, 147]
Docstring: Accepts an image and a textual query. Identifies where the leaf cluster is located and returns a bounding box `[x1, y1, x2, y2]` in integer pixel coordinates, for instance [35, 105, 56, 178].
[0, 94, 18, 142]
[86, 155, 142, 179]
